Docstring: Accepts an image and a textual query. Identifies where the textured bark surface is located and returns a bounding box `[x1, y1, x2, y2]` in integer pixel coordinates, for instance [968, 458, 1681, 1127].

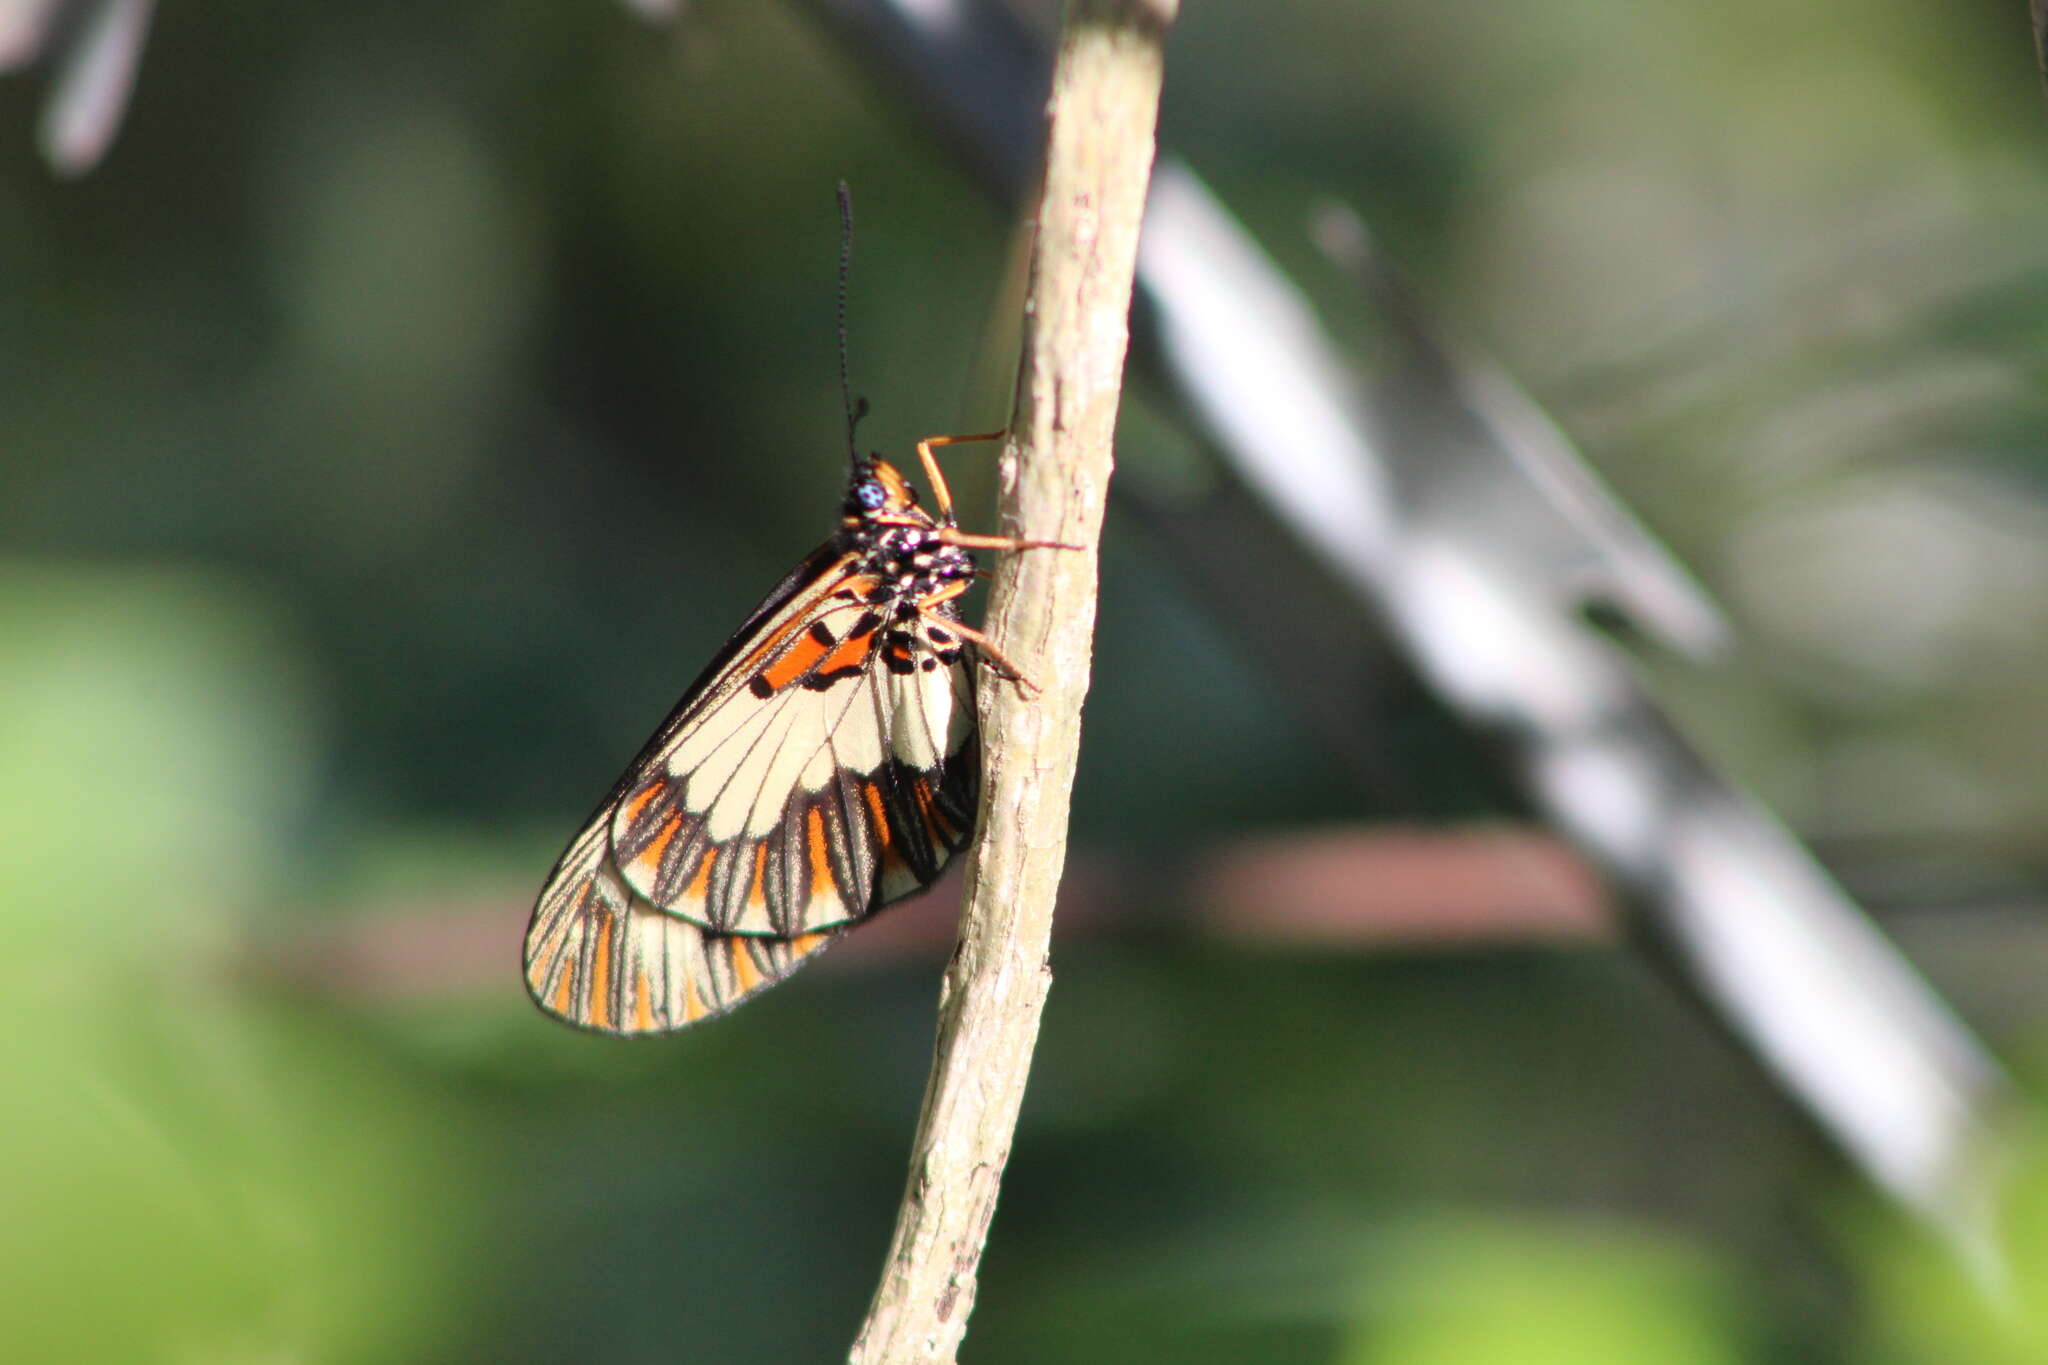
[845, 2, 1176, 1361]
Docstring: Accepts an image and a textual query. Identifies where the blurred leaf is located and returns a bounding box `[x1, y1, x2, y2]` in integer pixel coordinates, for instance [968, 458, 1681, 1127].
[0, 561, 317, 961]
[1339, 1216, 1743, 1365]
[1853, 1108, 2048, 1363]
[0, 565, 480, 1361]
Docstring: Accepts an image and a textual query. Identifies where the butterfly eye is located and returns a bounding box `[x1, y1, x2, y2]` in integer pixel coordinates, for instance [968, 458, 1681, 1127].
[855, 480, 888, 510]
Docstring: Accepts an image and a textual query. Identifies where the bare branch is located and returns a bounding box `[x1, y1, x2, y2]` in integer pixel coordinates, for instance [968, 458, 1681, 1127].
[845, 2, 1176, 1360]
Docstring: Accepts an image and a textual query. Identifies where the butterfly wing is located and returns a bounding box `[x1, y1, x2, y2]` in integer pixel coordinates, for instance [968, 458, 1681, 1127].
[605, 566, 978, 938]
[522, 546, 981, 1034]
[525, 820, 840, 1033]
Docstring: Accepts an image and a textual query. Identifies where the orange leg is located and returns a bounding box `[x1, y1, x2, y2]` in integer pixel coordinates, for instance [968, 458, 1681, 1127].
[909, 429, 1079, 694]
[916, 578, 971, 610]
[914, 430, 1006, 522]
[937, 527, 1081, 553]
[914, 429, 1083, 550]
[935, 614, 1041, 694]
[865, 513, 1075, 551]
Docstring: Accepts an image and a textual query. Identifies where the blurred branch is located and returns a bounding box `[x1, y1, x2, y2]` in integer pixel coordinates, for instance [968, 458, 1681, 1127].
[791, 0, 2017, 1271]
[0, 0, 155, 174]
[252, 823, 1617, 1005]
[846, 3, 1172, 1360]
[252, 830, 2048, 1005]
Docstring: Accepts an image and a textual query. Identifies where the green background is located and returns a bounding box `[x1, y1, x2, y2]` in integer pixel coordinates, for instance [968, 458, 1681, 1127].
[4, 2, 2047, 1360]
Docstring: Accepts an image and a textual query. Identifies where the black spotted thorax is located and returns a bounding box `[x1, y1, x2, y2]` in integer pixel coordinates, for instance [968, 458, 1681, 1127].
[841, 457, 979, 622]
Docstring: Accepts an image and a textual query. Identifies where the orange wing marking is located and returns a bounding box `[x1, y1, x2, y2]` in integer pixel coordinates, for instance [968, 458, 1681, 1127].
[620, 781, 663, 828]
[760, 625, 836, 692]
[757, 602, 882, 693]
[746, 843, 769, 912]
[733, 558, 863, 673]
[632, 812, 683, 879]
[686, 846, 717, 901]
[861, 781, 891, 849]
[806, 806, 833, 899]
[731, 940, 763, 993]
[862, 779, 911, 874]
[589, 914, 615, 1028]
[813, 627, 879, 677]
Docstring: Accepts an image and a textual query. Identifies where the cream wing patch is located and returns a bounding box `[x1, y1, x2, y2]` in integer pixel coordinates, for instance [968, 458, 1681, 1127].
[660, 627, 889, 844]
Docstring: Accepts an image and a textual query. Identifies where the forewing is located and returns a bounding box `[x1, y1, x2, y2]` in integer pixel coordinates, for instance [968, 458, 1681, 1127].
[611, 597, 981, 936]
[524, 820, 838, 1034]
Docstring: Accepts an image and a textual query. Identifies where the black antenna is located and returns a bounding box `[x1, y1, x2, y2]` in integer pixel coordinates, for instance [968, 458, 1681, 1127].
[835, 182, 868, 467]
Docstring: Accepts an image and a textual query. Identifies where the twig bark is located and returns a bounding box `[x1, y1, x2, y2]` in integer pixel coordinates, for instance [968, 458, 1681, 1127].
[845, 2, 1175, 1360]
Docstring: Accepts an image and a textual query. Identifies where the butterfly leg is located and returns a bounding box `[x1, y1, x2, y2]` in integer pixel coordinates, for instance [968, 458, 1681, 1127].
[935, 614, 1042, 695]
[911, 582, 1041, 691]
[937, 527, 1082, 553]
[914, 429, 1006, 523]
[916, 430, 1085, 552]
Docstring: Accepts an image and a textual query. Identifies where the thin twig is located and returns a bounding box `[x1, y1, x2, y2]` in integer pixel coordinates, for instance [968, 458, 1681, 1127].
[845, 2, 1175, 1360]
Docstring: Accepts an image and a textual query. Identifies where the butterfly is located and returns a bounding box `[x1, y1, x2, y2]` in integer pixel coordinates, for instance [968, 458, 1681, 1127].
[522, 425, 1070, 1035]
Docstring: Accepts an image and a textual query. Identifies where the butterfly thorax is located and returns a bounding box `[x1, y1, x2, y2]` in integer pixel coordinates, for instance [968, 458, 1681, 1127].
[840, 458, 977, 620]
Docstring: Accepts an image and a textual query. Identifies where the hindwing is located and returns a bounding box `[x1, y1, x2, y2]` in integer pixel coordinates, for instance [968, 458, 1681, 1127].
[524, 821, 838, 1034]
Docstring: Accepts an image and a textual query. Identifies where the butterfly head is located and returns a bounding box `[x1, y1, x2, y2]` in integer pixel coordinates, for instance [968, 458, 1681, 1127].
[845, 457, 921, 522]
